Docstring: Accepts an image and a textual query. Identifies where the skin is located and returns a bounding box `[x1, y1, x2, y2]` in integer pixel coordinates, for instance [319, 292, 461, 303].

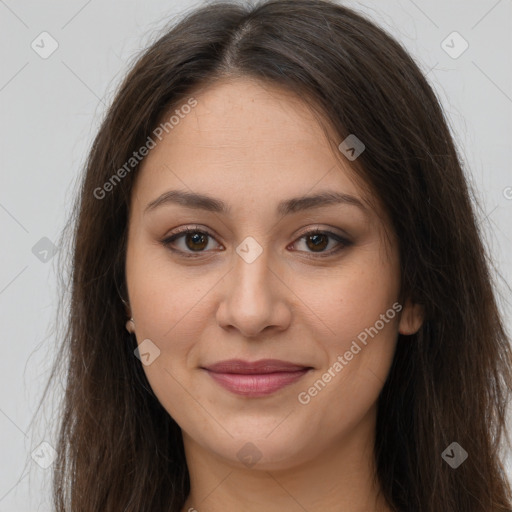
[125, 77, 423, 512]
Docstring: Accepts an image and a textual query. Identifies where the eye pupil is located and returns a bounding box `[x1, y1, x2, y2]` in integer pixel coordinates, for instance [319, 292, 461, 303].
[306, 234, 328, 251]
[186, 232, 208, 251]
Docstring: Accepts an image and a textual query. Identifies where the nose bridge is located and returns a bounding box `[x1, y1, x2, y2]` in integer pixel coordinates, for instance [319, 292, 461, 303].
[232, 236, 274, 309]
[216, 235, 289, 336]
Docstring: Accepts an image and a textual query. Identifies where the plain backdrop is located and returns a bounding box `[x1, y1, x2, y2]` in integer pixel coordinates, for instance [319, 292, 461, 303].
[0, 0, 511, 510]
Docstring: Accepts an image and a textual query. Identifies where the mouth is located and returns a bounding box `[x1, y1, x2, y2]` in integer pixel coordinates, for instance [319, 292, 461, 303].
[201, 359, 313, 397]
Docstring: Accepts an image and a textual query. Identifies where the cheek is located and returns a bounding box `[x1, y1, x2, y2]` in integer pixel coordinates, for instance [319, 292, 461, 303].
[327, 273, 401, 348]
[127, 238, 218, 340]
[290, 245, 400, 345]
[128, 263, 214, 422]
[295, 302, 399, 439]
[125, 244, 216, 408]
[292, 247, 400, 406]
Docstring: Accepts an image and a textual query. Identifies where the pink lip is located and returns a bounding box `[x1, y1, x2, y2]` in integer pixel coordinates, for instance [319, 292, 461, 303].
[202, 359, 312, 397]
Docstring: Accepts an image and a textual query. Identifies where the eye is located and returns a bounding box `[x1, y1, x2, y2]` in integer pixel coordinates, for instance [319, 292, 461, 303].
[289, 228, 352, 257]
[160, 226, 352, 258]
[161, 226, 222, 257]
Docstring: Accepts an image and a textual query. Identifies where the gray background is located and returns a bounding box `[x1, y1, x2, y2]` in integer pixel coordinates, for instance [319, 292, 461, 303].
[0, 0, 511, 509]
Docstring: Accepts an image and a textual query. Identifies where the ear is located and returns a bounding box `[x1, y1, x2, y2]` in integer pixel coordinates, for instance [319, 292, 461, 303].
[398, 299, 424, 335]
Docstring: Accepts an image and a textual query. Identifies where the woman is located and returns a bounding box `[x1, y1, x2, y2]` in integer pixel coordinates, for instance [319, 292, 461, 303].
[46, 0, 512, 510]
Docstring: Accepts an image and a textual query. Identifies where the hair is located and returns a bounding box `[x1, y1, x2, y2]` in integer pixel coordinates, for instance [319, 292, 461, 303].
[40, 0, 512, 510]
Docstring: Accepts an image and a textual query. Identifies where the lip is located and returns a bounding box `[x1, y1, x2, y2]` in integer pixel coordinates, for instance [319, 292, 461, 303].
[202, 359, 312, 397]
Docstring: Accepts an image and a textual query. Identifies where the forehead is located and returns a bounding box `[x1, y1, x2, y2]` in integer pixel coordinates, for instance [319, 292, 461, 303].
[134, 78, 368, 200]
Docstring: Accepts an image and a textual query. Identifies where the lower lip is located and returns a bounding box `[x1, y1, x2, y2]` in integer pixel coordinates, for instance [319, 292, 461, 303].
[204, 369, 311, 397]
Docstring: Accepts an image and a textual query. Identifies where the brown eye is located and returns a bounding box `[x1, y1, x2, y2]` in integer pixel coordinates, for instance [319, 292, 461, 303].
[290, 229, 352, 258]
[162, 226, 351, 259]
[161, 227, 222, 257]
[305, 233, 329, 252]
[184, 232, 208, 251]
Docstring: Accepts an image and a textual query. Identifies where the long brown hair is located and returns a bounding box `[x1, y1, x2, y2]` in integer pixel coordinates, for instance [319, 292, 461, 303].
[42, 0, 512, 509]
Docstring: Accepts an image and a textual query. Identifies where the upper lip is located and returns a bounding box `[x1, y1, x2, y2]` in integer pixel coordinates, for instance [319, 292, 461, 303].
[202, 359, 312, 374]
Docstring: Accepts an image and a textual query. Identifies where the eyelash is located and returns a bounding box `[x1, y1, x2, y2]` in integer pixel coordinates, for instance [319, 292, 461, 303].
[160, 225, 352, 259]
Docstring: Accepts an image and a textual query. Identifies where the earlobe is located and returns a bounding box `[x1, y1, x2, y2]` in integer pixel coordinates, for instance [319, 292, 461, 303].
[125, 318, 135, 333]
[121, 298, 135, 333]
[398, 299, 424, 335]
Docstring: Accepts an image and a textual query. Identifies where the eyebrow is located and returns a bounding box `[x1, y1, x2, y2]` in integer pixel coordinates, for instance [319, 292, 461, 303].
[144, 189, 368, 216]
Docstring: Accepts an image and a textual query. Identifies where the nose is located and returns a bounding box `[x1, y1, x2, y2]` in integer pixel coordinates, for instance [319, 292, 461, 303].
[215, 244, 292, 338]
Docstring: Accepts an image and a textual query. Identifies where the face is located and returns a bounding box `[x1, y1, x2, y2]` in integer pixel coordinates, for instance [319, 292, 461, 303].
[125, 77, 422, 471]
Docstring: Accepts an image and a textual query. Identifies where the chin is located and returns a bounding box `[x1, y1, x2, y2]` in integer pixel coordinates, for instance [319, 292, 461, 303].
[203, 429, 316, 471]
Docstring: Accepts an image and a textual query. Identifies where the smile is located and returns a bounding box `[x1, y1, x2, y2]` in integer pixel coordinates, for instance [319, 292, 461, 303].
[201, 359, 313, 397]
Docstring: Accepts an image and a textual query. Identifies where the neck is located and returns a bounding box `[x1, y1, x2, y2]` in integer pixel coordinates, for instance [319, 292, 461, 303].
[180, 406, 392, 512]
